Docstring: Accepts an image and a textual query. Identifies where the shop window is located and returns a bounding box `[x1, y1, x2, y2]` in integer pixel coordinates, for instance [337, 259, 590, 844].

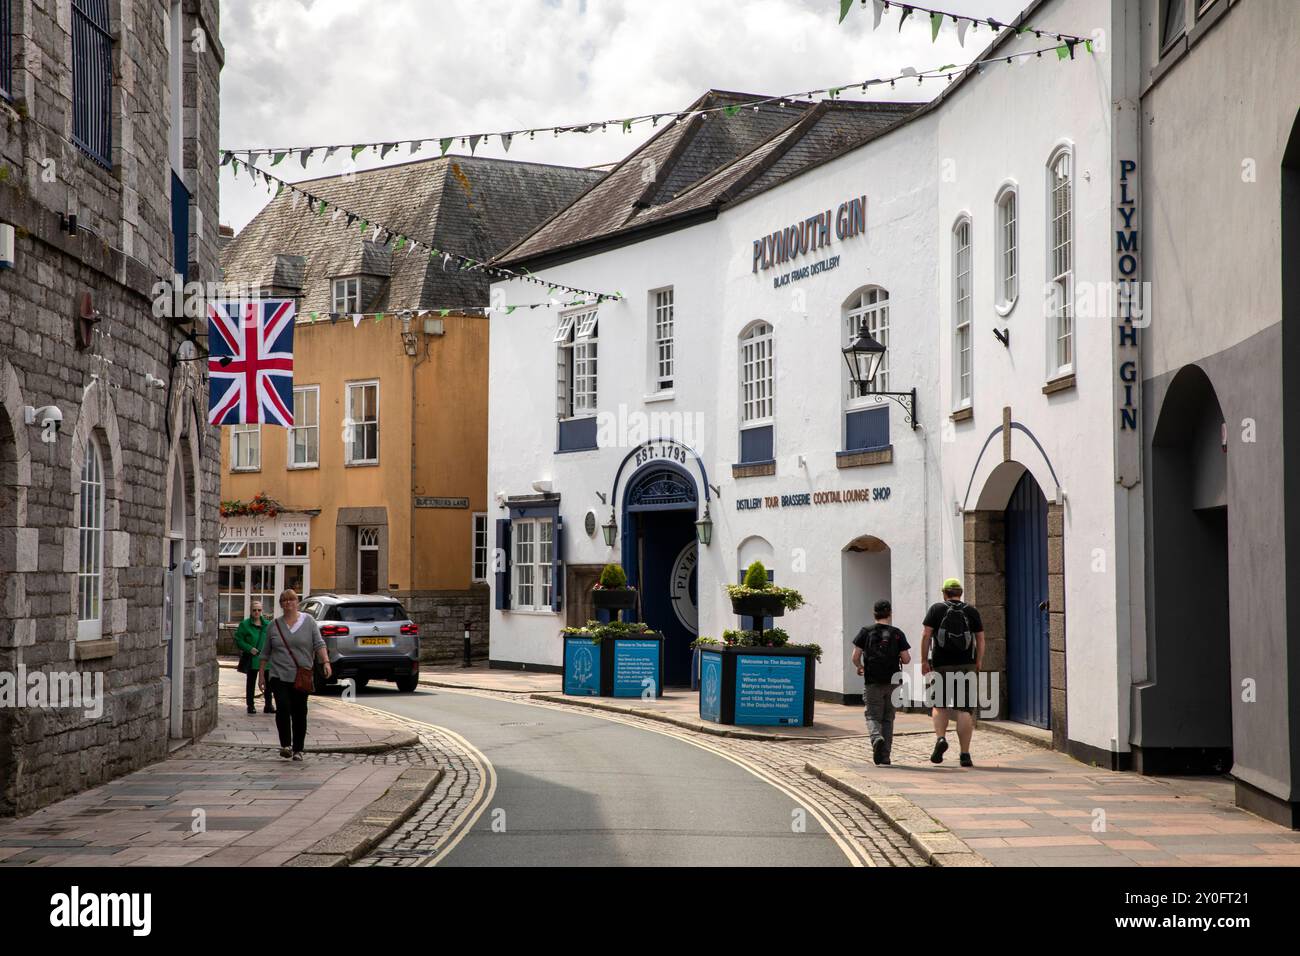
[651, 287, 674, 392]
[231, 424, 261, 471]
[76, 434, 105, 640]
[952, 217, 973, 408]
[72, 0, 113, 167]
[249, 564, 276, 613]
[1047, 147, 1074, 378]
[738, 321, 774, 464]
[281, 540, 307, 557]
[346, 381, 379, 464]
[333, 277, 362, 313]
[995, 185, 1018, 312]
[218, 564, 246, 626]
[472, 513, 488, 582]
[290, 386, 319, 467]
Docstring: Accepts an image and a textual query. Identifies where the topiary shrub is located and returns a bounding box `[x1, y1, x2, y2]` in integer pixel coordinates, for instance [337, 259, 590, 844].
[597, 563, 628, 589]
[742, 560, 769, 590]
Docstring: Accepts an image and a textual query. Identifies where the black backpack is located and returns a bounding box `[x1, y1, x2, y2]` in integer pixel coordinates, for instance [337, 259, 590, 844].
[862, 625, 902, 684]
[931, 601, 974, 666]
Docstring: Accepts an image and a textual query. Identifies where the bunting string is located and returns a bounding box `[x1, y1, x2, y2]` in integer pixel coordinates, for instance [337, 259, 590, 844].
[838, 0, 1090, 47]
[224, 156, 623, 302]
[220, 38, 1093, 168]
[293, 300, 602, 326]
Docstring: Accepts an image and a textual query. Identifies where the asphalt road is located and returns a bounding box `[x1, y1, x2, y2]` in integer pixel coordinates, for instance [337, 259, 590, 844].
[360, 686, 852, 867]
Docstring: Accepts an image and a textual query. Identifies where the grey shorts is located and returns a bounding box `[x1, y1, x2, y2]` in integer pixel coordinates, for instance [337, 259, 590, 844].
[927, 664, 979, 713]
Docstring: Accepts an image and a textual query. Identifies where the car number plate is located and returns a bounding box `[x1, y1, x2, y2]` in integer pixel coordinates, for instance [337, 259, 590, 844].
[359, 637, 392, 646]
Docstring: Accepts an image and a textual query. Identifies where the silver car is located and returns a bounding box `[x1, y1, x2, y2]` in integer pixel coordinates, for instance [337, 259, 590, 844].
[300, 594, 421, 693]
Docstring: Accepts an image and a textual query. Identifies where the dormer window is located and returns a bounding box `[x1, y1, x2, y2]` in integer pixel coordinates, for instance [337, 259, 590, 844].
[333, 277, 362, 313]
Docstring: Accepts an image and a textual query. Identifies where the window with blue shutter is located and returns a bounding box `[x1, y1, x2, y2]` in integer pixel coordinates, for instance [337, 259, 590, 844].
[72, 0, 113, 168]
[550, 516, 564, 612]
[0, 0, 13, 101]
[494, 519, 511, 610]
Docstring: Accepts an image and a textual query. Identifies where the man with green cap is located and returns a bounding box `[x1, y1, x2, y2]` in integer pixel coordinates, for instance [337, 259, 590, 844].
[920, 577, 985, 767]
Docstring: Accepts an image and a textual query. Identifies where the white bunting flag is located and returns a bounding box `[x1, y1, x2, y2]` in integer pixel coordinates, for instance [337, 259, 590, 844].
[957, 18, 970, 46]
[352, 313, 364, 328]
[872, 0, 885, 30]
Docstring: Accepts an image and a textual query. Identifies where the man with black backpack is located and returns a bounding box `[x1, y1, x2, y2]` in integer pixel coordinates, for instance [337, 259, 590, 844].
[920, 578, 985, 767]
[852, 600, 911, 766]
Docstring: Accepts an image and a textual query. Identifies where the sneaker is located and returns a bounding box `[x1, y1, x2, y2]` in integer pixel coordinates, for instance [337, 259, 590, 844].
[930, 737, 949, 764]
[279, 747, 292, 759]
[881, 755, 892, 766]
[246, 706, 257, 715]
[872, 739, 887, 766]
[960, 752, 974, 768]
[291, 752, 304, 762]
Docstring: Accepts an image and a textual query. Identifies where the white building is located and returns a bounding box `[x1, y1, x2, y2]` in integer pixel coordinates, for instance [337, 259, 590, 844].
[485, 0, 1300, 825]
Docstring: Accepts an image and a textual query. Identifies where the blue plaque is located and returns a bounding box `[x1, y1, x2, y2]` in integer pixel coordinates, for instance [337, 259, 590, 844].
[612, 639, 660, 698]
[563, 637, 601, 696]
[699, 651, 723, 722]
[734, 654, 805, 726]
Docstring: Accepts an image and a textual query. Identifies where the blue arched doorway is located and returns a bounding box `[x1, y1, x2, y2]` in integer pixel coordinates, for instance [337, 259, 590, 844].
[621, 463, 699, 686]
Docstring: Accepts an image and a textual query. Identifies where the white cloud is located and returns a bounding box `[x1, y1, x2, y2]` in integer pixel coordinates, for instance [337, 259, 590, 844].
[220, 0, 1070, 233]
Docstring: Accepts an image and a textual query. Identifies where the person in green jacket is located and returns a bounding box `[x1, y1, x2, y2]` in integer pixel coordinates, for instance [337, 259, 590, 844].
[234, 601, 275, 715]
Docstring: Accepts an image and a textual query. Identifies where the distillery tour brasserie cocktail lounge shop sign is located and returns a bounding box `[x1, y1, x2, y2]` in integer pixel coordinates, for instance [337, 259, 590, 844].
[751, 195, 867, 288]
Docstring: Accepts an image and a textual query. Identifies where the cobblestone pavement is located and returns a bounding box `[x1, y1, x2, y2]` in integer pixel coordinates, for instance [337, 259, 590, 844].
[356, 690, 926, 867]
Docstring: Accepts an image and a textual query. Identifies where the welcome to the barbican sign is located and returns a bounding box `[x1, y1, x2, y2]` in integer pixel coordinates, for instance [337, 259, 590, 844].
[750, 195, 867, 274]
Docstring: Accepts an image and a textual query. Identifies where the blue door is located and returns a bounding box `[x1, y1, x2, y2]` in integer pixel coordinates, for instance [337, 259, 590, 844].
[1005, 471, 1050, 728]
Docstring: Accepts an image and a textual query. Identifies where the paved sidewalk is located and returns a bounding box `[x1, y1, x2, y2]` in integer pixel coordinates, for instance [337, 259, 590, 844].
[420, 663, 557, 693]
[805, 730, 1300, 867]
[0, 670, 439, 867]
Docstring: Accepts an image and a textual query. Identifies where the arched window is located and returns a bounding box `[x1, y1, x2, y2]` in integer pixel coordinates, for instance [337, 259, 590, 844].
[77, 434, 105, 640]
[995, 185, 1018, 312]
[953, 217, 973, 408]
[738, 322, 774, 466]
[845, 287, 889, 397]
[1047, 147, 1074, 376]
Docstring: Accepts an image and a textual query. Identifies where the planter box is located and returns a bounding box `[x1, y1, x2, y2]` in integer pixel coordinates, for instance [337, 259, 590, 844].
[591, 588, 638, 611]
[729, 593, 786, 619]
[563, 632, 664, 699]
[699, 644, 816, 727]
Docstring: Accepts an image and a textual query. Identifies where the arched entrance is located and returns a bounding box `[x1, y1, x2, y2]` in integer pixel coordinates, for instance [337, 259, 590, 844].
[1005, 472, 1050, 728]
[841, 535, 891, 701]
[621, 463, 698, 686]
[1137, 364, 1231, 773]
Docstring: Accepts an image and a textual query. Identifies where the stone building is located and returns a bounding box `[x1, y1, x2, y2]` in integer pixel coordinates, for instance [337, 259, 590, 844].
[0, 0, 223, 815]
[218, 156, 603, 665]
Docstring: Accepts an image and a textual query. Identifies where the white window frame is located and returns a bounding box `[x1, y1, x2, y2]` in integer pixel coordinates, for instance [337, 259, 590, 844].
[953, 217, 974, 408]
[844, 287, 889, 405]
[471, 512, 489, 583]
[332, 276, 361, 314]
[345, 380, 380, 465]
[288, 385, 319, 468]
[511, 516, 554, 612]
[231, 423, 261, 471]
[557, 308, 598, 420]
[1047, 146, 1074, 378]
[739, 321, 774, 426]
[218, 562, 247, 628]
[651, 287, 674, 393]
[995, 184, 1019, 315]
[218, 540, 246, 558]
[77, 434, 105, 641]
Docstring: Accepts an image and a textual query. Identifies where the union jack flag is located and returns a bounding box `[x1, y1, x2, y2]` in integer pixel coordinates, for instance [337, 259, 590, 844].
[207, 300, 296, 426]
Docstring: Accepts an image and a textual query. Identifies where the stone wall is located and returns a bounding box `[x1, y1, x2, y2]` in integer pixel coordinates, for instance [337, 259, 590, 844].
[0, 0, 223, 816]
[396, 586, 491, 666]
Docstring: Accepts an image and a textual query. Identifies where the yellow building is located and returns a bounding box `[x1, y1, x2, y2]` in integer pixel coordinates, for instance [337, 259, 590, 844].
[217, 156, 603, 660]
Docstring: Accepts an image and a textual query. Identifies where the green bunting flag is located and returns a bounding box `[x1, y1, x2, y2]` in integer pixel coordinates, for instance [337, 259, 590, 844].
[838, 0, 853, 23]
[1086, 38, 1094, 53]
[1056, 44, 1069, 59]
[931, 12, 942, 41]
[351, 145, 366, 161]
[506, 306, 516, 314]
[439, 309, 450, 317]
[724, 105, 741, 116]
[440, 138, 452, 156]
[271, 151, 286, 166]
[394, 236, 406, 251]
[375, 313, 384, 323]
[622, 119, 632, 133]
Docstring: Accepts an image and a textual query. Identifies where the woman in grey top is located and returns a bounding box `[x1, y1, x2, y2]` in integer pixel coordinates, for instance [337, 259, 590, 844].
[258, 589, 331, 760]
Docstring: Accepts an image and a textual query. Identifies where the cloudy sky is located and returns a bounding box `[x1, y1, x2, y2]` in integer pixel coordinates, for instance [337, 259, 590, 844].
[220, 0, 1054, 232]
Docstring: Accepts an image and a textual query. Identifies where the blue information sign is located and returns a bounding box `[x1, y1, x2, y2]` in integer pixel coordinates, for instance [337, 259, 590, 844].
[734, 655, 806, 726]
[699, 651, 723, 722]
[563, 637, 601, 696]
[612, 639, 660, 698]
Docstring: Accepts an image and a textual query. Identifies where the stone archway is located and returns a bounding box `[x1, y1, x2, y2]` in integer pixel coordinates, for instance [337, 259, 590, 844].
[0, 358, 33, 817]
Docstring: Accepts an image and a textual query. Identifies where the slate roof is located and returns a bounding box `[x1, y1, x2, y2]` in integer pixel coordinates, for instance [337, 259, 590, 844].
[220, 156, 605, 312]
[494, 91, 923, 270]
